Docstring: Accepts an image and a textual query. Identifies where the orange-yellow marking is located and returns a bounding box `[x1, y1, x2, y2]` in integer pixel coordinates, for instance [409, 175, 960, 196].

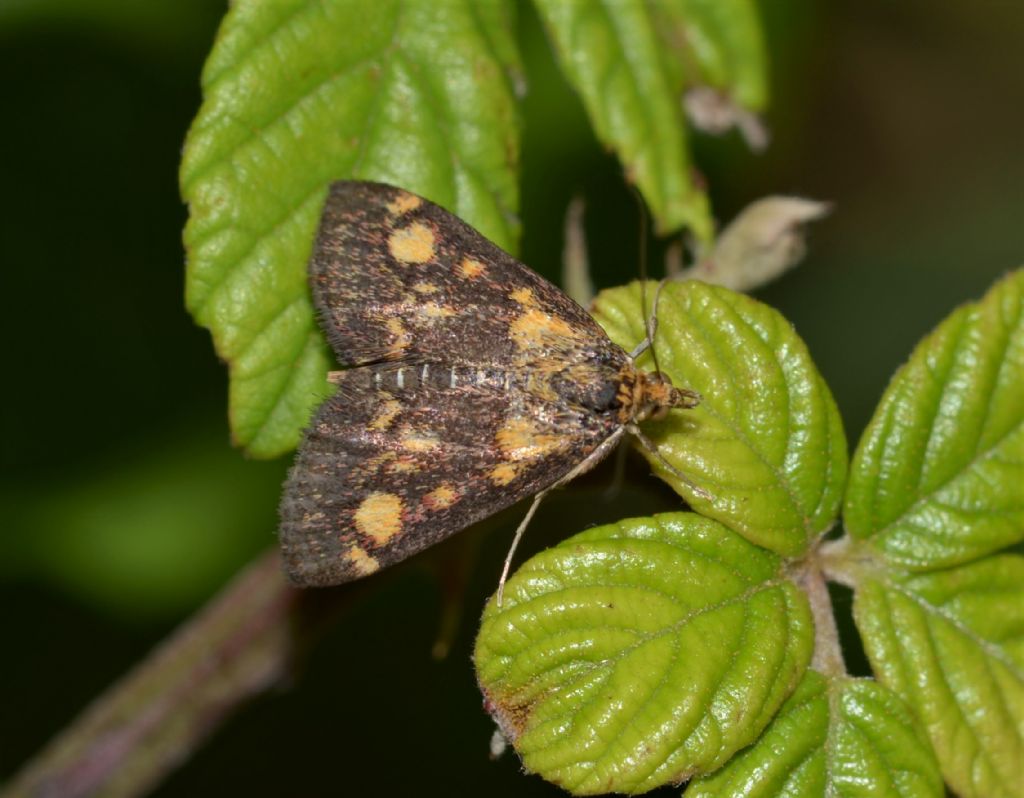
[385, 318, 411, 356]
[460, 257, 486, 279]
[363, 451, 396, 473]
[387, 192, 422, 215]
[369, 394, 401, 431]
[388, 222, 436, 264]
[353, 492, 404, 545]
[509, 308, 578, 351]
[422, 484, 458, 510]
[344, 546, 380, 576]
[420, 302, 456, 320]
[413, 281, 440, 294]
[401, 429, 441, 452]
[488, 462, 520, 486]
[509, 286, 536, 306]
[495, 416, 564, 461]
[387, 458, 421, 474]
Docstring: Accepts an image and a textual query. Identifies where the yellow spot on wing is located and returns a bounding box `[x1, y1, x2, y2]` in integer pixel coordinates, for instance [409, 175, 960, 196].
[401, 429, 441, 452]
[423, 484, 458, 510]
[488, 462, 520, 486]
[495, 416, 564, 460]
[387, 458, 421, 474]
[460, 257, 486, 278]
[385, 318, 411, 356]
[345, 546, 380, 576]
[387, 192, 422, 215]
[363, 451, 396, 474]
[509, 308, 578, 351]
[389, 222, 436, 264]
[509, 286, 535, 305]
[413, 281, 439, 294]
[354, 492, 404, 545]
[420, 302, 456, 319]
[369, 394, 401, 431]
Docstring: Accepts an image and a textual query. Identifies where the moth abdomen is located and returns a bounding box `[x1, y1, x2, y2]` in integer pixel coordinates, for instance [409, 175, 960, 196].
[360, 362, 515, 394]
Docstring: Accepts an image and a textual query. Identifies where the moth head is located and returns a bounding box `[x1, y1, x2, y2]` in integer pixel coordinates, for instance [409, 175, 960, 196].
[635, 370, 701, 422]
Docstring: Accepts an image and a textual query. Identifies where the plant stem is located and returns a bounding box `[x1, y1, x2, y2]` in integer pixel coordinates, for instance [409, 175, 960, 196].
[5, 549, 362, 798]
[791, 558, 847, 677]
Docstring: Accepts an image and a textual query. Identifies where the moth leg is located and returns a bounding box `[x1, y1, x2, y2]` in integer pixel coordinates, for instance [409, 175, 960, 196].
[496, 488, 550, 607]
[628, 277, 670, 361]
[628, 335, 651, 361]
[626, 423, 713, 502]
[496, 426, 628, 606]
[627, 306, 658, 360]
[602, 434, 630, 500]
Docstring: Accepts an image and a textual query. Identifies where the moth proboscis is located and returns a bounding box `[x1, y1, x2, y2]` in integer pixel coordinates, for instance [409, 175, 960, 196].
[278, 181, 706, 602]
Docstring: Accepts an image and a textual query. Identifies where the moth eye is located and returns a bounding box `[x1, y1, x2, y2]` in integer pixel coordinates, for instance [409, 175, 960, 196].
[649, 405, 671, 421]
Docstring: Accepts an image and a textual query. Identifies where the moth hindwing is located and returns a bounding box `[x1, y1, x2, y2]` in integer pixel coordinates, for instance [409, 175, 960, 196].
[278, 181, 697, 587]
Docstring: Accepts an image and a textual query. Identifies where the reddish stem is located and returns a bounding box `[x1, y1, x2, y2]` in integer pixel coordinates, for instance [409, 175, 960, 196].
[6, 549, 362, 798]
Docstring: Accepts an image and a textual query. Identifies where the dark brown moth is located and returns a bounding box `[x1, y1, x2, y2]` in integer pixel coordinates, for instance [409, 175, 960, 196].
[279, 181, 701, 592]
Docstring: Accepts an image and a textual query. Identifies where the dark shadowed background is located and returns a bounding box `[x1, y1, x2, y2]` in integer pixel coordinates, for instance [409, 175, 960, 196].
[2, 1, 1021, 794]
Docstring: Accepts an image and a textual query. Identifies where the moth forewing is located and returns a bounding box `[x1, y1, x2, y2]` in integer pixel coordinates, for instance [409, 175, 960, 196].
[278, 181, 703, 592]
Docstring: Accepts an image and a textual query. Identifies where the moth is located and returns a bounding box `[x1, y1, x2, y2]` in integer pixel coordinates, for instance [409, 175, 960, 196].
[279, 181, 702, 595]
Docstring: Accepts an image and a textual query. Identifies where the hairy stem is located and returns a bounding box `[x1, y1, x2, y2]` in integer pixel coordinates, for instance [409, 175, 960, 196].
[791, 557, 847, 677]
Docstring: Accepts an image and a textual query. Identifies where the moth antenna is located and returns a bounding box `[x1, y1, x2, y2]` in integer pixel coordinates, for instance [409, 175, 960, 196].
[631, 186, 664, 376]
[626, 423, 713, 502]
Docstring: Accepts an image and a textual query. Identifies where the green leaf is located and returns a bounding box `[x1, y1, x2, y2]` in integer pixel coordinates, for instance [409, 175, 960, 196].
[533, 0, 712, 240]
[591, 280, 848, 558]
[650, 0, 769, 111]
[687, 672, 943, 798]
[180, 0, 521, 457]
[854, 555, 1024, 798]
[474, 513, 812, 795]
[685, 670, 830, 798]
[844, 270, 1024, 568]
[833, 271, 1024, 797]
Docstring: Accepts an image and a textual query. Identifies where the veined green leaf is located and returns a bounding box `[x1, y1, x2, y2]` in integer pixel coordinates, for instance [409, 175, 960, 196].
[180, 0, 521, 457]
[533, 0, 712, 240]
[844, 269, 1024, 568]
[687, 672, 943, 798]
[686, 670, 831, 798]
[475, 513, 812, 795]
[592, 280, 848, 558]
[854, 555, 1024, 798]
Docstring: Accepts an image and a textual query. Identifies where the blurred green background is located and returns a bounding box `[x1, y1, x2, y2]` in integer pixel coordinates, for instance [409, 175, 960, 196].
[1, 1, 1020, 795]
